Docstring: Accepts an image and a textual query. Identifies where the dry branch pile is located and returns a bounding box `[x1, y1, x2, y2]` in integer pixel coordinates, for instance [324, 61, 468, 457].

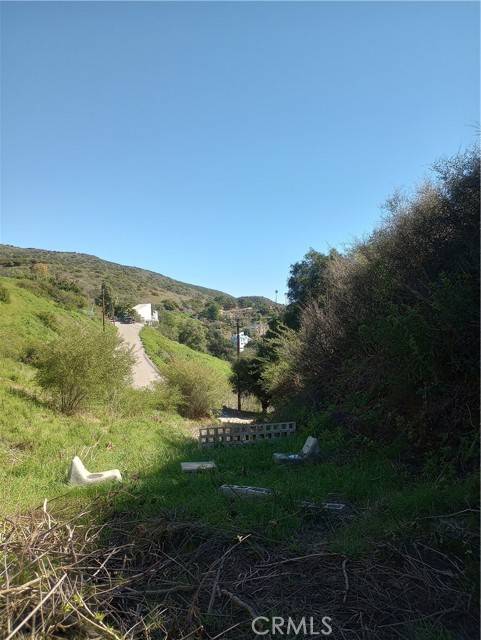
[0, 499, 477, 639]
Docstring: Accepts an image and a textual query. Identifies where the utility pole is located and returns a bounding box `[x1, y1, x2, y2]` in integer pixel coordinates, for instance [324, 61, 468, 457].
[101, 283, 106, 332]
[275, 289, 278, 304]
[236, 317, 241, 412]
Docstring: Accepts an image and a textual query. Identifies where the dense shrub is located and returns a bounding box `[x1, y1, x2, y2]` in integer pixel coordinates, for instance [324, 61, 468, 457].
[231, 357, 271, 411]
[157, 311, 182, 341]
[0, 282, 10, 303]
[17, 278, 87, 309]
[35, 328, 134, 413]
[151, 381, 184, 412]
[206, 325, 234, 360]
[178, 319, 207, 352]
[162, 357, 229, 418]
[267, 149, 480, 461]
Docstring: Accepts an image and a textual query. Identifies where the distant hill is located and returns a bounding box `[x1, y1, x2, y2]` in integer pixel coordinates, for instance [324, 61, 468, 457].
[0, 245, 280, 311]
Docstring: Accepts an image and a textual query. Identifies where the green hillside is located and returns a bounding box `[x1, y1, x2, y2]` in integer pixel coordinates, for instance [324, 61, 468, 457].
[140, 325, 231, 378]
[0, 277, 99, 361]
[0, 276, 227, 514]
[0, 244, 280, 311]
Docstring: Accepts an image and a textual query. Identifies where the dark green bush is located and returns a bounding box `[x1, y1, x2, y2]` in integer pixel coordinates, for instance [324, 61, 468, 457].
[178, 319, 207, 352]
[267, 148, 480, 461]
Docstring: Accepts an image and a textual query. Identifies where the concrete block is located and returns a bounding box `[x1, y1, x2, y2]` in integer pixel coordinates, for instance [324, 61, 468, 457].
[274, 435, 320, 465]
[273, 453, 304, 464]
[301, 436, 320, 458]
[322, 502, 346, 511]
[68, 456, 122, 486]
[181, 461, 216, 473]
[219, 484, 273, 499]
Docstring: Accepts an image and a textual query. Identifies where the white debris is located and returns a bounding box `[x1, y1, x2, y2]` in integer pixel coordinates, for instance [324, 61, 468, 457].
[322, 502, 346, 511]
[68, 456, 122, 486]
[301, 436, 320, 458]
[181, 461, 216, 473]
[273, 436, 320, 464]
[273, 453, 304, 464]
[219, 484, 273, 499]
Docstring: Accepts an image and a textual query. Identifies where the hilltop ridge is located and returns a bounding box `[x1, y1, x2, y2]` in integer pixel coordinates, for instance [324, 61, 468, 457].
[0, 244, 280, 310]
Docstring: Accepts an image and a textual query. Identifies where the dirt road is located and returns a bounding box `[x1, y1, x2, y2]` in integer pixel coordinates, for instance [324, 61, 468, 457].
[116, 322, 161, 389]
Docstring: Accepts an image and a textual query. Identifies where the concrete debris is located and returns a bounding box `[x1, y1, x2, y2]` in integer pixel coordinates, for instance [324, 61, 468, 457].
[273, 436, 320, 464]
[181, 461, 216, 473]
[68, 456, 122, 486]
[219, 484, 273, 499]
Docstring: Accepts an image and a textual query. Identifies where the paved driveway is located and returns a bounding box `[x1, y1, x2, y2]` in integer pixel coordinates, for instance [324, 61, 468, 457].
[116, 322, 161, 388]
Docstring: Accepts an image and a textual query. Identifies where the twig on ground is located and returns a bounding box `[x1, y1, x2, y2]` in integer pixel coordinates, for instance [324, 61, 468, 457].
[342, 558, 349, 603]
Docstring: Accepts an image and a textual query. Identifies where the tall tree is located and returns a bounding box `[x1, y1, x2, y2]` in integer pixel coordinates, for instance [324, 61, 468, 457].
[284, 249, 337, 328]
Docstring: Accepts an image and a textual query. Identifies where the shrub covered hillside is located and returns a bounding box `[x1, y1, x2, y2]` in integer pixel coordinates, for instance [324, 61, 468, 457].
[0, 245, 281, 315]
[0, 277, 98, 362]
[0, 246, 234, 305]
[263, 149, 479, 465]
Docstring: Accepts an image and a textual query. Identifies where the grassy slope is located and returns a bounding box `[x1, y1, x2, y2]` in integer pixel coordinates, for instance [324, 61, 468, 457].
[0, 277, 98, 359]
[0, 278, 192, 514]
[140, 325, 231, 378]
[0, 355, 189, 515]
[0, 277, 477, 559]
[1, 349, 477, 556]
[140, 325, 241, 408]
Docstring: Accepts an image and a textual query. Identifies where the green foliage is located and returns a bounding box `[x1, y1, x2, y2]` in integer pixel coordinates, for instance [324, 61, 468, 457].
[162, 357, 229, 418]
[36, 327, 134, 413]
[275, 149, 480, 460]
[0, 282, 10, 303]
[178, 318, 207, 352]
[0, 245, 245, 309]
[159, 298, 181, 311]
[213, 293, 236, 310]
[206, 325, 234, 360]
[0, 277, 97, 361]
[36, 310, 59, 332]
[231, 356, 270, 411]
[237, 296, 278, 316]
[284, 248, 338, 328]
[16, 276, 87, 309]
[141, 326, 232, 377]
[151, 381, 184, 412]
[0, 353, 477, 552]
[201, 301, 221, 321]
[94, 281, 115, 317]
[237, 317, 297, 409]
[109, 383, 182, 417]
[156, 310, 182, 341]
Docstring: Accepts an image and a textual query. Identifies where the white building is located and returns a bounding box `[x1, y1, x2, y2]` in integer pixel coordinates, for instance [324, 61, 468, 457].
[231, 331, 251, 352]
[133, 303, 159, 325]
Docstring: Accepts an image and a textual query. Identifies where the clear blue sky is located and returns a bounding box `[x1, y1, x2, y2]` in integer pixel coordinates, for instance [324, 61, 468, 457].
[1, 2, 479, 299]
